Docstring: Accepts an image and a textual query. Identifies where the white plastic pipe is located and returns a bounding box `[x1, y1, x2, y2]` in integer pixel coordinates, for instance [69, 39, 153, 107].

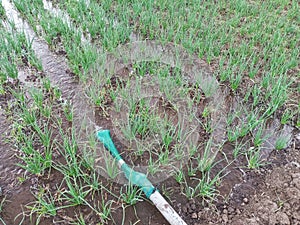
[97, 130, 187, 224]
[149, 190, 187, 225]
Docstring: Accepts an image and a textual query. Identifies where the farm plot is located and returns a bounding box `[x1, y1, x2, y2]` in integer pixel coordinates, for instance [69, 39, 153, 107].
[0, 0, 299, 225]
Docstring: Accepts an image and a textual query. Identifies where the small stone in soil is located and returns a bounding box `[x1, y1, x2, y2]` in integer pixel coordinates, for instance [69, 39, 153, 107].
[191, 212, 198, 219]
[243, 197, 249, 203]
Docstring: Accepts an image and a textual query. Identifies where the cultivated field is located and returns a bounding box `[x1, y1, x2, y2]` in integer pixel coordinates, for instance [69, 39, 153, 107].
[0, 0, 299, 224]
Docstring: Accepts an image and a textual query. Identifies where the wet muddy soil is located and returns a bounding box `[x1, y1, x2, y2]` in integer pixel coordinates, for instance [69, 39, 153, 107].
[1, 64, 299, 225]
[1, 1, 299, 224]
[1, 96, 299, 225]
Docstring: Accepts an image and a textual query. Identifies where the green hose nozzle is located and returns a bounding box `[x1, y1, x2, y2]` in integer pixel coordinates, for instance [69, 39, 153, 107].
[96, 130, 155, 198]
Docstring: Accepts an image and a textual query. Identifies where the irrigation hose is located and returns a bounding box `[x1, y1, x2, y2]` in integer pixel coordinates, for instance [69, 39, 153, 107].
[96, 130, 187, 225]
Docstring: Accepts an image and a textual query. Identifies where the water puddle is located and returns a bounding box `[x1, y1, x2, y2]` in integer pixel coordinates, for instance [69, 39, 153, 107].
[0, 108, 24, 195]
[42, 0, 90, 43]
[259, 118, 294, 159]
[16, 69, 28, 84]
[2, 0, 95, 127]
[2, 0, 69, 94]
[129, 32, 142, 42]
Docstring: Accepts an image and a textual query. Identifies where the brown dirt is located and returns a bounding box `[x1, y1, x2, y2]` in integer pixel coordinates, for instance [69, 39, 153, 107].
[0, 83, 34, 225]
[103, 131, 300, 225]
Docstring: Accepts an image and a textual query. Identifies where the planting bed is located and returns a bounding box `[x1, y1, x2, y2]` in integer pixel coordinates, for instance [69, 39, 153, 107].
[0, 0, 299, 225]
